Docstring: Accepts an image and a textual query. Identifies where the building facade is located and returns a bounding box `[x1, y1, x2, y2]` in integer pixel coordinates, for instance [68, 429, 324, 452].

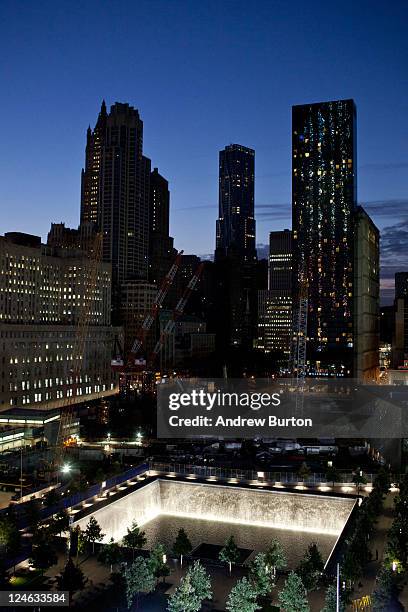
[80, 102, 151, 317]
[0, 232, 120, 412]
[216, 144, 256, 262]
[148, 168, 176, 289]
[257, 290, 292, 356]
[353, 207, 380, 381]
[393, 271, 408, 369]
[120, 280, 158, 355]
[258, 230, 292, 357]
[395, 273, 408, 299]
[215, 144, 257, 349]
[292, 99, 357, 375]
[292, 99, 379, 378]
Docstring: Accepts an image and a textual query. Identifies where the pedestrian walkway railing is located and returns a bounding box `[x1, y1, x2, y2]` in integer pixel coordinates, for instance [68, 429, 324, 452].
[149, 462, 378, 487]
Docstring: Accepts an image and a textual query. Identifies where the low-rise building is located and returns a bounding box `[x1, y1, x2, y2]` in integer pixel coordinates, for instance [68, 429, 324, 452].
[0, 232, 121, 412]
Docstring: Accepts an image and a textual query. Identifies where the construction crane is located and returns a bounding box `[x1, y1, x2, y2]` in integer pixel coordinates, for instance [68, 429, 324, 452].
[149, 262, 205, 366]
[54, 232, 103, 468]
[291, 265, 308, 411]
[112, 250, 184, 393]
[130, 250, 183, 357]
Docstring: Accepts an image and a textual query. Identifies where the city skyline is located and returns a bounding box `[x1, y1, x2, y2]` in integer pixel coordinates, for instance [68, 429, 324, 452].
[1, 1, 407, 304]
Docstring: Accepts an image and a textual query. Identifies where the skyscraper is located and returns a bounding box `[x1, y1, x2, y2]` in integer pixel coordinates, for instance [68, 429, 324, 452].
[258, 230, 292, 357]
[292, 99, 379, 379]
[292, 99, 357, 374]
[353, 207, 380, 380]
[80, 102, 151, 317]
[216, 144, 256, 262]
[268, 230, 292, 292]
[215, 145, 257, 349]
[393, 272, 408, 368]
[148, 167, 176, 288]
[395, 272, 408, 299]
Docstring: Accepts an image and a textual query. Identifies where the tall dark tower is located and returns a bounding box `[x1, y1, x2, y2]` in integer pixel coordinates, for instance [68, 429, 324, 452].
[216, 144, 256, 262]
[215, 144, 257, 350]
[80, 102, 150, 316]
[292, 99, 357, 375]
[148, 167, 176, 287]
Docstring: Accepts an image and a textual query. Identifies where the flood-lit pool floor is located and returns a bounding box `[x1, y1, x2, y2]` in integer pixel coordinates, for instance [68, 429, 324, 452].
[141, 514, 337, 568]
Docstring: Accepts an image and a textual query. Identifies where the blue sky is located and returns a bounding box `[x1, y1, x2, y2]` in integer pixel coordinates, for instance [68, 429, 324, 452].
[0, 0, 407, 302]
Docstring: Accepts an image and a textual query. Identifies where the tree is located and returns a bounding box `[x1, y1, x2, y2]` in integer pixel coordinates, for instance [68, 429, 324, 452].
[69, 525, 85, 559]
[83, 516, 105, 554]
[168, 573, 201, 612]
[297, 543, 324, 590]
[52, 509, 70, 536]
[98, 537, 123, 573]
[352, 470, 367, 495]
[188, 560, 212, 603]
[278, 571, 310, 612]
[321, 584, 346, 612]
[298, 462, 312, 483]
[44, 488, 60, 508]
[124, 556, 156, 609]
[372, 566, 400, 611]
[123, 521, 147, 560]
[219, 535, 240, 575]
[264, 539, 287, 579]
[29, 538, 58, 575]
[325, 466, 339, 487]
[250, 552, 275, 596]
[172, 528, 192, 567]
[0, 555, 9, 588]
[24, 499, 41, 533]
[226, 577, 261, 612]
[56, 557, 86, 605]
[149, 543, 169, 583]
[0, 517, 21, 573]
[341, 551, 362, 587]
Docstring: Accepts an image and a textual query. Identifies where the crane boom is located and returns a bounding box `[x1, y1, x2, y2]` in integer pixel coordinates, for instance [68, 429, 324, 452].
[150, 262, 205, 361]
[291, 266, 308, 412]
[130, 250, 184, 355]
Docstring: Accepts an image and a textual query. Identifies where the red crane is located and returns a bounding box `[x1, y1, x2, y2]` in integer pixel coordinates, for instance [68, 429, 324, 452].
[111, 250, 183, 372]
[149, 262, 205, 365]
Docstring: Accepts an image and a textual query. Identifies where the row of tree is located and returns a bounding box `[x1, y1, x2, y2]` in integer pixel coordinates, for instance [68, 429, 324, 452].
[340, 468, 390, 591]
[372, 472, 408, 610]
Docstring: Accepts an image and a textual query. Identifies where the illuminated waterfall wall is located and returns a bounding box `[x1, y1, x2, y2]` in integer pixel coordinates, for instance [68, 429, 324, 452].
[73, 479, 356, 543]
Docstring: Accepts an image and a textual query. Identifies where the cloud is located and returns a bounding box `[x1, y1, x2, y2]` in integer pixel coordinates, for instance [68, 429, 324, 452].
[378, 218, 408, 302]
[359, 162, 408, 171]
[361, 198, 408, 220]
[174, 204, 217, 212]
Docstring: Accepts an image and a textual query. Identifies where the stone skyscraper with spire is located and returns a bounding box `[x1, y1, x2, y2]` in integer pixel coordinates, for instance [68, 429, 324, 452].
[80, 101, 151, 318]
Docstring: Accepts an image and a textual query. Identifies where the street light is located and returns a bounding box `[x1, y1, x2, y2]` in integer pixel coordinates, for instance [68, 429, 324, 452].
[61, 463, 72, 475]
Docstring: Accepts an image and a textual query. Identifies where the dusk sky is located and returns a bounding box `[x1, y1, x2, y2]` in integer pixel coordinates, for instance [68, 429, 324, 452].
[1, 0, 407, 302]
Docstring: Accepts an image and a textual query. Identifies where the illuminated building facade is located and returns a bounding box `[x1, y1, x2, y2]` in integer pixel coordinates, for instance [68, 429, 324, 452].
[80, 102, 151, 317]
[0, 232, 120, 411]
[258, 230, 292, 356]
[393, 272, 408, 368]
[292, 99, 357, 375]
[268, 229, 292, 292]
[216, 144, 256, 262]
[292, 100, 379, 378]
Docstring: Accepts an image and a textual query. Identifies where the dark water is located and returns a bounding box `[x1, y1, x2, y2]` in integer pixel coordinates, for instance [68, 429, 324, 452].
[141, 514, 337, 568]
